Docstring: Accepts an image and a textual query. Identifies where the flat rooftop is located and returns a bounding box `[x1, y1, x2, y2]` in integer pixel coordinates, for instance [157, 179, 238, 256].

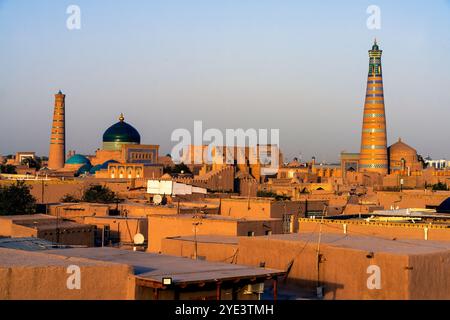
[0, 214, 54, 221]
[47, 247, 283, 284]
[27, 221, 90, 231]
[249, 233, 450, 255]
[52, 202, 109, 207]
[85, 216, 146, 221]
[371, 209, 450, 219]
[167, 235, 239, 245]
[0, 214, 90, 230]
[326, 211, 450, 226]
[120, 201, 218, 210]
[222, 197, 291, 203]
[0, 247, 115, 268]
[0, 237, 67, 251]
[150, 213, 281, 222]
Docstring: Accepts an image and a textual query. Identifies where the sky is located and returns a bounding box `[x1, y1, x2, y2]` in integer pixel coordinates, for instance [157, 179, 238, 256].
[0, 0, 449, 162]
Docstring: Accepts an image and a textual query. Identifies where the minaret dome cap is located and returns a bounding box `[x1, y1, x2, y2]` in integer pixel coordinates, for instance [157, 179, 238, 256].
[372, 38, 380, 51]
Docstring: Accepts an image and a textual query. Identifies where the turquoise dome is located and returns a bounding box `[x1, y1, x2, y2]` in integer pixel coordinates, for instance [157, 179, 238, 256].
[103, 114, 141, 144]
[66, 154, 91, 165]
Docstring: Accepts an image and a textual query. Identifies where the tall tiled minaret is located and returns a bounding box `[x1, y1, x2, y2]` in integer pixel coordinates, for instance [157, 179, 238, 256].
[359, 40, 388, 175]
[48, 91, 66, 169]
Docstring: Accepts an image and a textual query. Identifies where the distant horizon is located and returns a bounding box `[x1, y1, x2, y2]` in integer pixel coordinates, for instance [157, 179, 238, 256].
[1, 1, 449, 162]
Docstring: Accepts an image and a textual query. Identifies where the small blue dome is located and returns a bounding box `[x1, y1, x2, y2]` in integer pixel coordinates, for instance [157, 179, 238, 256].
[77, 163, 92, 175]
[66, 154, 91, 165]
[89, 164, 102, 174]
[100, 160, 119, 170]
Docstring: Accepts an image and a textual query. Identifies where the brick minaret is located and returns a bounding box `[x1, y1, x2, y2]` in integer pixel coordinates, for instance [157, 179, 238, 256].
[359, 40, 388, 175]
[48, 91, 66, 169]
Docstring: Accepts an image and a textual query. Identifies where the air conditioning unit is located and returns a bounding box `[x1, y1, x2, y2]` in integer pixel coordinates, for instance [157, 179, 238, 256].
[243, 283, 264, 295]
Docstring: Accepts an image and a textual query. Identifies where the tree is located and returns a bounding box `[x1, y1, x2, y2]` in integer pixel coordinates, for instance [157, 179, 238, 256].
[60, 194, 80, 203]
[417, 154, 428, 169]
[0, 164, 17, 174]
[432, 182, 449, 191]
[0, 181, 36, 215]
[82, 185, 122, 204]
[21, 157, 41, 170]
[164, 162, 192, 175]
[257, 190, 291, 201]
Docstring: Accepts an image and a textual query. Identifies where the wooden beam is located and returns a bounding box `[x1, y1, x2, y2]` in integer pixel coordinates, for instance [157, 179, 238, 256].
[216, 282, 222, 301]
[273, 278, 278, 302]
[135, 278, 166, 289]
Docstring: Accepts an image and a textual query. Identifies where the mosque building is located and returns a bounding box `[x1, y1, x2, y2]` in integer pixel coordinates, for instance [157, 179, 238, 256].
[388, 138, 423, 176]
[340, 40, 423, 178]
[46, 40, 428, 186]
[47, 92, 163, 179]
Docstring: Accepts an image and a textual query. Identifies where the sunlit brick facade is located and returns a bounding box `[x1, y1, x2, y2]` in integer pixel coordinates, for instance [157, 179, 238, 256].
[359, 40, 389, 175]
[48, 91, 66, 169]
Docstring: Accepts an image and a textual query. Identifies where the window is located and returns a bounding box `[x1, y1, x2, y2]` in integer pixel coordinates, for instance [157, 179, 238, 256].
[282, 214, 293, 234]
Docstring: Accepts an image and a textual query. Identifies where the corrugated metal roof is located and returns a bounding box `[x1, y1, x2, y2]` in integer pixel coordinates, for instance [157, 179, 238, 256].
[48, 247, 284, 284]
[0, 237, 70, 251]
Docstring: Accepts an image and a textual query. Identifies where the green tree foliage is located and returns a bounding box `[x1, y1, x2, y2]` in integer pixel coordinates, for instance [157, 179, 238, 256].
[82, 185, 122, 204]
[417, 155, 428, 169]
[21, 157, 41, 170]
[60, 194, 80, 203]
[163, 162, 192, 175]
[0, 164, 17, 174]
[0, 181, 36, 215]
[257, 190, 291, 201]
[432, 182, 449, 191]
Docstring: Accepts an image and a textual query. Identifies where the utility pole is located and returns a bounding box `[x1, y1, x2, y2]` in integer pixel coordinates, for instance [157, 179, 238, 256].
[101, 226, 105, 247]
[193, 222, 201, 260]
[247, 181, 251, 210]
[56, 207, 60, 244]
[192, 214, 203, 260]
[316, 215, 325, 299]
[41, 179, 45, 203]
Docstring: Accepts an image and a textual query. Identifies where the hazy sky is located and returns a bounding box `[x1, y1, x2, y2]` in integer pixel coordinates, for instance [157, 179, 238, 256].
[0, 0, 449, 162]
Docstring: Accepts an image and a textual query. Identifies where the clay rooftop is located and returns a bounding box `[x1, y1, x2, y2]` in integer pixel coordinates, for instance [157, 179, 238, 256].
[47, 247, 284, 284]
[0, 237, 68, 251]
[167, 235, 239, 245]
[150, 213, 281, 222]
[0, 247, 117, 268]
[252, 233, 450, 255]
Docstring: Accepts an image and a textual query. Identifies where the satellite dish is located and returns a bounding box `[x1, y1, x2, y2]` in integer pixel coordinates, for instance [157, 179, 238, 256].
[153, 194, 163, 205]
[133, 233, 145, 245]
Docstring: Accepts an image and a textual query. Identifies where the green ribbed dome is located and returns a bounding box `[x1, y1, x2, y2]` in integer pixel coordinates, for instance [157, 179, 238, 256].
[102, 114, 141, 146]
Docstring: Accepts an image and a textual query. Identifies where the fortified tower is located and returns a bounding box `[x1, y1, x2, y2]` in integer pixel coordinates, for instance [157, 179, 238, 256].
[359, 40, 388, 175]
[48, 91, 66, 169]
